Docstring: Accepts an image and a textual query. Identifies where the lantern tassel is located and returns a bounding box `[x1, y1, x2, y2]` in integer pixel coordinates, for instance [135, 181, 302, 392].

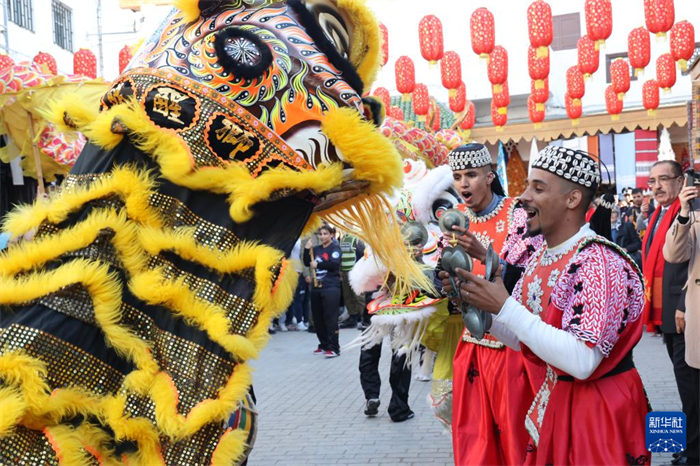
[497, 107, 507, 115]
[583, 74, 592, 82]
[663, 88, 672, 95]
[572, 118, 580, 126]
[402, 93, 411, 102]
[678, 59, 688, 72]
[461, 129, 471, 139]
[611, 114, 620, 121]
[448, 89, 457, 98]
[617, 92, 625, 101]
[655, 32, 667, 41]
[535, 79, 545, 90]
[418, 115, 426, 122]
[536, 46, 549, 58]
[572, 98, 581, 107]
[492, 84, 503, 93]
[496, 126, 504, 132]
[480, 53, 490, 61]
[647, 109, 656, 117]
[535, 103, 544, 112]
[634, 68, 644, 77]
[534, 123, 542, 129]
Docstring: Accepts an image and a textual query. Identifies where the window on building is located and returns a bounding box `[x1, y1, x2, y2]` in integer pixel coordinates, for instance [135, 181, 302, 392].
[551, 13, 581, 51]
[8, 0, 34, 31]
[605, 52, 638, 83]
[52, 0, 73, 52]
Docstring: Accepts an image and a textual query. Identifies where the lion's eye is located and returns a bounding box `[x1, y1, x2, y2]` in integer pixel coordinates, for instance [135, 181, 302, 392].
[224, 35, 263, 66]
[214, 27, 273, 79]
[304, 2, 351, 60]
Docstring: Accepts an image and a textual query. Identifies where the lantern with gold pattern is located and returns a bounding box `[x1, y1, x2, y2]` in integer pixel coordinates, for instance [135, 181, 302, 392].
[380, 23, 389, 67]
[413, 83, 430, 122]
[372, 87, 391, 110]
[395, 56, 416, 100]
[491, 100, 507, 130]
[577, 35, 599, 80]
[419, 15, 444, 65]
[471, 8, 495, 59]
[566, 93, 583, 125]
[527, 1, 552, 58]
[449, 81, 466, 113]
[642, 79, 660, 116]
[605, 84, 623, 120]
[610, 58, 631, 100]
[73, 48, 97, 79]
[656, 53, 676, 92]
[584, 0, 613, 50]
[487, 45, 508, 92]
[531, 78, 549, 110]
[566, 66, 585, 104]
[441, 51, 462, 97]
[528, 95, 545, 128]
[670, 21, 695, 72]
[644, 0, 674, 39]
[628, 27, 651, 77]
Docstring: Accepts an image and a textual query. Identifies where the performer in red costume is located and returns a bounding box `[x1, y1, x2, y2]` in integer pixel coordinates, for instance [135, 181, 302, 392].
[445, 146, 650, 466]
[440, 144, 543, 466]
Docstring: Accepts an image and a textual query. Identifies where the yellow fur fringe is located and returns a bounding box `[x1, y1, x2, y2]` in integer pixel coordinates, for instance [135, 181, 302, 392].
[173, 0, 201, 23]
[337, 0, 383, 89]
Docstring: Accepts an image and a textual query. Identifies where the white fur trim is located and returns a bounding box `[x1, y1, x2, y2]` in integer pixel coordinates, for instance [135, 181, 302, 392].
[412, 165, 455, 224]
[348, 253, 387, 294]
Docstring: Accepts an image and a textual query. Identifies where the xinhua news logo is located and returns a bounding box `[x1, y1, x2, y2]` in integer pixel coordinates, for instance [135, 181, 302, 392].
[646, 412, 686, 454]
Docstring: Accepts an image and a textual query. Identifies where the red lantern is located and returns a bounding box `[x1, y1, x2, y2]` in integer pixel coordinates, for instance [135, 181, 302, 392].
[449, 81, 466, 113]
[528, 45, 549, 82]
[395, 56, 416, 100]
[577, 35, 599, 79]
[372, 87, 391, 109]
[413, 83, 430, 122]
[531, 78, 549, 107]
[566, 66, 585, 103]
[527, 0, 553, 58]
[461, 100, 475, 131]
[487, 45, 508, 91]
[379, 23, 389, 67]
[440, 51, 461, 96]
[656, 53, 676, 91]
[0, 54, 14, 70]
[491, 100, 507, 129]
[644, 0, 674, 38]
[33, 52, 57, 75]
[73, 48, 97, 79]
[388, 106, 404, 121]
[610, 58, 631, 100]
[492, 81, 510, 112]
[419, 15, 444, 64]
[470, 8, 495, 58]
[528, 95, 545, 127]
[118, 45, 132, 74]
[628, 27, 651, 77]
[565, 93, 583, 124]
[642, 79, 660, 115]
[670, 21, 695, 71]
[584, 0, 613, 49]
[605, 85, 623, 120]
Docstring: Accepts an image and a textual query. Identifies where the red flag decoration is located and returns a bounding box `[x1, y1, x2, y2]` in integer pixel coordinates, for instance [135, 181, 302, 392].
[531, 78, 549, 109]
[577, 35, 599, 79]
[73, 48, 97, 79]
[566, 93, 583, 124]
[644, 0, 675, 39]
[440, 51, 462, 97]
[487, 45, 508, 92]
[379, 23, 389, 67]
[584, 0, 613, 49]
[449, 81, 466, 113]
[0, 54, 15, 70]
[118, 45, 133, 74]
[528, 94, 545, 128]
[461, 100, 475, 132]
[566, 66, 585, 103]
[388, 106, 404, 120]
[412, 83, 430, 122]
[642, 79, 660, 116]
[419, 15, 444, 65]
[491, 100, 507, 130]
[610, 58, 631, 100]
[471, 8, 495, 58]
[628, 27, 651, 77]
[33, 52, 57, 75]
[395, 56, 416, 100]
[527, 0, 553, 58]
[656, 53, 676, 92]
[492, 81, 510, 113]
[372, 87, 391, 109]
[605, 85, 623, 120]
[670, 21, 695, 71]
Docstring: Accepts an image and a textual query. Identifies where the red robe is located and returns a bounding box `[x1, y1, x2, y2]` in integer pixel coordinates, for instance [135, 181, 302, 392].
[452, 198, 543, 466]
[517, 238, 650, 465]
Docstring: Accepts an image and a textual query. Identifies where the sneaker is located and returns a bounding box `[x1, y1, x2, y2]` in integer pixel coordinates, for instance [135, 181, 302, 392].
[415, 374, 431, 382]
[391, 411, 415, 423]
[357, 322, 369, 331]
[313, 348, 324, 355]
[339, 318, 357, 329]
[364, 398, 380, 416]
[324, 350, 340, 358]
[278, 322, 288, 332]
[268, 325, 277, 335]
[297, 322, 308, 331]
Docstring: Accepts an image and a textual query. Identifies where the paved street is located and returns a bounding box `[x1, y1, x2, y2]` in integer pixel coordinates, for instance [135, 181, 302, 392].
[249, 328, 681, 466]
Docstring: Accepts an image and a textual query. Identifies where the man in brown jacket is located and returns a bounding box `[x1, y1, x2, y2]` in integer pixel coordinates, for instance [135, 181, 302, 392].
[664, 181, 700, 466]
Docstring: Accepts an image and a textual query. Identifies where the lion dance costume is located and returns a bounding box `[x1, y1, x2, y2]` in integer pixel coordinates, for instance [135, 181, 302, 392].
[0, 1, 432, 464]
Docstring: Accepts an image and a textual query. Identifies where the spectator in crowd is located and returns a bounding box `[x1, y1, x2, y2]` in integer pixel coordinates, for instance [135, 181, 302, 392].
[663, 178, 700, 466]
[304, 224, 343, 358]
[630, 187, 655, 233]
[611, 205, 642, 269]
[339, 232, 365, 329]
[279, 239, 308, 332]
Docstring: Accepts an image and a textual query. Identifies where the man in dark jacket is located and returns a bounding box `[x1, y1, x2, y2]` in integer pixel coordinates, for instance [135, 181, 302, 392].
[611, 206, 642, 269]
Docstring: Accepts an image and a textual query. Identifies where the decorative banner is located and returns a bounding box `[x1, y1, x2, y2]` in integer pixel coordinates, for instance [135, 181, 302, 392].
[566, 66, 585, 102]
[528, 94, 545, 127]
[628, 27, 651, 77]
[119, 45, 133, 74]
[635, 129, 658, 188]
[471, 8, 495, 58]
[584, 0, 613, 49]
[610, 58, 631, 100]
[644, 0, 675, 39]
[497, 142, 509, 196]
[32, 52, 57, 75]
[566, 93, 583, 124]
[449, 81, 466, 113]
[412, 83, 430, 121]
[388, 106, 404, 120]
[372, 87, 391, 109]
[395, 56, 416, 100]
[656, 53, 676, 92]
[488, 45, 508, 90]
[419, 15, 444, 64]
[577, 35, 599, 79]
[528, 45, 549, 82]
[491, 100, 507, 130]
[74, 48, 97, 79]
[531, 77, 549, 107]
[492, 81, 509, 112]
[643, 79, 660, 115]
[506, 145, 528, 197]
[440, 51, 461, 96]
[614, 132, 636, 191]
[605, 84, 623, 119]
[380, 23, 389, 67]
[670, 21, 695, 71]
[527, 0, 552, 58]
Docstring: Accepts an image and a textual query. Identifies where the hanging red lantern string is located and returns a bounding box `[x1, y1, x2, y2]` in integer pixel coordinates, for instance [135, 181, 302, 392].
[379, 23, 389, 67]
[584, 0, 613, 50]
[610, 58, 631, 100]
[670, 21, 695, 72]
[372, 87, 391, 109]
[487, 45, 508, 92]
[642, 79, 660, 116]
[118, 45, 133, 74]
[419, 15, 444, 65]
[449, 81, 466, 113]
[395, 56, 416, 101]
[491, 100, 507, 131]
[644, 0, 675, 39]
[460, 100, 476, 133]
[628, 27, 651, 77]
[33, 52, 57, 75]
[605, 84, 623, 120]
[413, 83, 430, 122]
[528, 95, 545, 128]
[440, 51, 462, 97]
[531, 78, 549, 110]
[527, 0, 553, 58]
[566, 93, 583, 125]
[528, 45, 549, 85]
[492, 81, 509, 114]
[388, 106, 404, 121]
[577, 35, 599, 80]
[471, 8, 495, 59]
[656, 53, 676, 92]
[73, 48, 97, 79]
[566, 66, 585, 105]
